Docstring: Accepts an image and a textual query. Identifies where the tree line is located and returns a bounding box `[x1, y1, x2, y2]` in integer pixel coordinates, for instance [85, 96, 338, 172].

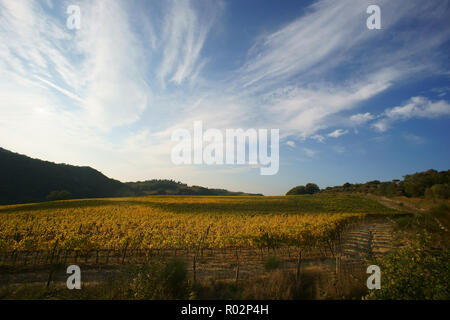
[286, 169, 450, 199]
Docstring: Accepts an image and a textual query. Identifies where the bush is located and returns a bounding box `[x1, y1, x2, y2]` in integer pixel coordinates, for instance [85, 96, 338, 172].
[125, 258, 190, 299]
[365, 233, 450, 300]
[426, 184, 450, 199]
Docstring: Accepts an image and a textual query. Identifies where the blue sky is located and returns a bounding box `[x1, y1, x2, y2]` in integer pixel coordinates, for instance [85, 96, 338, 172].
[0, 0, 449, 195]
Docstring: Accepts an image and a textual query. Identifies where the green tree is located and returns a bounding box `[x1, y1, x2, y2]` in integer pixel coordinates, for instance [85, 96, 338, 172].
[305, 183, 320, 194]
[286, 186, 307, 195]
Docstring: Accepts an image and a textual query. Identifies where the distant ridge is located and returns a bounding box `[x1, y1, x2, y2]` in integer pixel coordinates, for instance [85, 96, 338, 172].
[0, 147, 262, 205]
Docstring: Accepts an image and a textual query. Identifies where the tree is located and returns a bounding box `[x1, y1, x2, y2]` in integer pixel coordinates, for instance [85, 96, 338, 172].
[305, 183, 320, 194]
[286, 186, 307, 195]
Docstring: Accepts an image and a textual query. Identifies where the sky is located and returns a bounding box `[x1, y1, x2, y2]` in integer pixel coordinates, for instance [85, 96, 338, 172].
[0, 0, 449, 195]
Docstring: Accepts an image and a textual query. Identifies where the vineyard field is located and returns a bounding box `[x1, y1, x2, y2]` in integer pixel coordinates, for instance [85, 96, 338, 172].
[0, 194, 400, 253]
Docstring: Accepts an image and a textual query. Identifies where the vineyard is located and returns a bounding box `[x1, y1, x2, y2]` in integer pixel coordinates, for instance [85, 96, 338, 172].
[0, 194, 399, 254]
[0, 194, 406, 299]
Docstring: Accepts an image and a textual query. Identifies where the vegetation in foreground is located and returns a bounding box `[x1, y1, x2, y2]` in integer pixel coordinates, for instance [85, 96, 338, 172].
[365, 201, 450, 300]
[0, 257, 366, 300]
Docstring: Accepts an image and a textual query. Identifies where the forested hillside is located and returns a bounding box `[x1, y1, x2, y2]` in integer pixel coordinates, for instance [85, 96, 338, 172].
[322, 169, 450, 199]
[0, 148, 262, 205]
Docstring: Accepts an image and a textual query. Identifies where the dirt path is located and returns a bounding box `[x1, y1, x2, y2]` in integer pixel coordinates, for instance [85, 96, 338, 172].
[341, 219, 394, 260]
[366, 194, 424, 213]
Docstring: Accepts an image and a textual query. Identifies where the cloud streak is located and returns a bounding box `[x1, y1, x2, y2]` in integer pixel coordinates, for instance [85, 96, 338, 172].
[373, 96, 450, 132]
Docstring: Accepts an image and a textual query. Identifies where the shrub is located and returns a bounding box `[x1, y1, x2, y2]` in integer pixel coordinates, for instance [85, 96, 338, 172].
[365, 233, 450, 300]
[125, 258, 189, 299]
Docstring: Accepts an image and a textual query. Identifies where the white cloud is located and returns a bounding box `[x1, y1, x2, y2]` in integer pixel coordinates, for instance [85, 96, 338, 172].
[328, 129, 349, 138]
[350, 112, 375, 125]
[75, 0, 151, 128]
[0, 0, 152, 130]
[158, 0, 222, 86]
[373, 96, 450, 132]
[259, 69, 395, 139]
[311, 134, 325, 143]
[372, 120, 390, 133]
[385, 96, 450, 119]
[235, 0, 449, 93]
[286, 141, 296, 148]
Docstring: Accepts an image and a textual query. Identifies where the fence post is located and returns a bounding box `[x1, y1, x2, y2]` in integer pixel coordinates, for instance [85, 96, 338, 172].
[49, 239, 59, 265]
[235, 248, 240, 284]
[122, 241, 129, 264]
[296, 250, 302, 283]
[192, 255, 197, 284]
[335, 255, 341, 276]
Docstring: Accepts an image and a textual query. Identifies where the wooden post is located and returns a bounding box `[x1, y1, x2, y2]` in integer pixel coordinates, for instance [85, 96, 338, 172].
[335, 255, 341, 276]
[46, 268, 54, 288]
[49, 239, 59, 265]
[235, 248, 240, 284]
[296, 250, 302, 283]
[192, 255, 197, 283]
[122, 241, 129, 264]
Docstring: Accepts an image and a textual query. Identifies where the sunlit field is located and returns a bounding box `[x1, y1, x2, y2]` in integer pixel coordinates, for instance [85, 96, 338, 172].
[0, 194, 398, 252]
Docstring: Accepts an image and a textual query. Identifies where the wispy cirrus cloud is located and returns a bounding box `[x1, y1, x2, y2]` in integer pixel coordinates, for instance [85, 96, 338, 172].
[0, 0, 449, 193]
[224, 0, 450, 143]
[0, 0, 151, 130]
[157, 0, 223, 86]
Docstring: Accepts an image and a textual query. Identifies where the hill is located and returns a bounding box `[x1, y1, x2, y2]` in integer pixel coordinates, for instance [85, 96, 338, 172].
[0, 147, 129, 205]
[125, 180, 262, 196]
[0, 147, 262, 205]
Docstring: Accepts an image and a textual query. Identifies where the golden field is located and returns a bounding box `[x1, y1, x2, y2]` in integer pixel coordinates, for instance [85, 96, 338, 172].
[0, 194, 399, 252]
